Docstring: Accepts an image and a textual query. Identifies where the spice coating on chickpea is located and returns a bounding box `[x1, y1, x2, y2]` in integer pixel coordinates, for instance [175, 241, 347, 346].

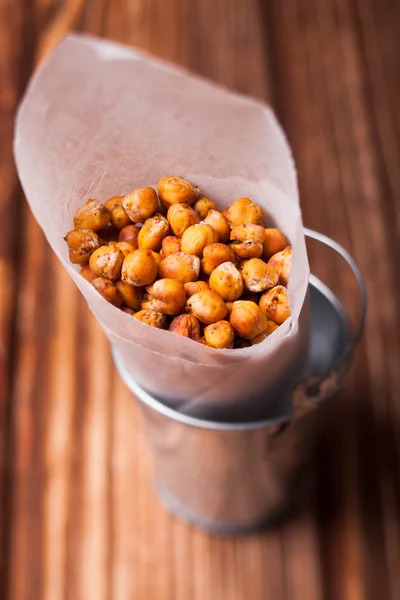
[121, 249, 158, 286]
[137, 214, 170, 251]
[104, 196, 131, 229]
[209, 261, 244, 302]
[181, 224, 218, 256]
[230, 223, 266, 243]
[73, 199, 111, 231]
[89, 244, 125, 281]
[259, 285, 291, 325]
[226, 198, 264, 228]
[240, 258, 279, 293]
[184, 280, 210, 299]
[115, 281, 144, 311]
[92, 277, 123, 307]
[158, 252, 200, 283]
[268, 246, 292, 287]
[158, 176, 199, 206]
[204, 320, 235, 349]
[201, 243, 236, 275]
[186, 290, 227, 324]
[169, 314, 202, 340]
[231, 239, 263, 259]
[122, 187, 158, 223]
[65, 229, 101, 264]
[133, 309, 166, 328]
[193, 196, 216, 219]
[118, 224, 139, 248]
[167, 203, 200, 237]
[230, 300, 268, 339]
[204, 209, 231, 243]
[263, 228, 287, 258]
[145, 278, 187, 315]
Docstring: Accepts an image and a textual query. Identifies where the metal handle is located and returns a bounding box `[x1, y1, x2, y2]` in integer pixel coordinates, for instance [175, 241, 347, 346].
[298, 228, 367, 406]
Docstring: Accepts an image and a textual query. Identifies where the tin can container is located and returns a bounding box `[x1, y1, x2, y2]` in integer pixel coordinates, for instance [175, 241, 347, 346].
[113, 230, 366, 534]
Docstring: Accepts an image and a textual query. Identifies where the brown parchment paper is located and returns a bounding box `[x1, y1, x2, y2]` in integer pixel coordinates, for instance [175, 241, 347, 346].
[14, 34, 310, 421]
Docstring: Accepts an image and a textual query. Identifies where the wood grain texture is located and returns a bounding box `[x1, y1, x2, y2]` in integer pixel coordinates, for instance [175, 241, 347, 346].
[1, 0, 400, 599]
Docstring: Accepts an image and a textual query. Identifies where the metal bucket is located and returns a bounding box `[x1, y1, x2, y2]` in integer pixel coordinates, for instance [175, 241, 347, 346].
[113, 229, 367, 534]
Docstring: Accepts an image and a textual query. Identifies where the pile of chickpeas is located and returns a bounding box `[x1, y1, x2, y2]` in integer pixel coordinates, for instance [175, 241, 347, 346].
[64, 176, 292, 349]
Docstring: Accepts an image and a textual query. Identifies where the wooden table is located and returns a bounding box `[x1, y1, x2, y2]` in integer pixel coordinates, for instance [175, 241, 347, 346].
[1, 1, 400, 598]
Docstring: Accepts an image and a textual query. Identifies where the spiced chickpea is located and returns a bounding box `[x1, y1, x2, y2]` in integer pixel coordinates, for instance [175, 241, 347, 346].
[184, 280, 210, 299]
[73, 199, 111, 231]
[209, 262, 244, 302]
[145, 278, 186, 315]
[230, 223, 266, 244]
[158, 176, 199, 207]
[169, 314, 202, 340]
[122, 186, 158, 223]
[240, 258, 279, 292]
[104, 196, 131, 229]
[89, 244, 125, 281]
[193, 195, 216, 219]
[268, 246, 292, 287]
[118, 224, 139, 249]
[181, 224, 218, 256]
[186, 290, 227, 324]
[133, 309, 166, 328]
[158, 252, 200, 284]
[204, 320, 235, 349]
[115, 281, 144, 311]
[263, 228, 287, 258]
[167, 203, 200, 237]
[161, 236, 181, 257]
[226, 197, 264, 228]
[229, 300, 268, 339]
[231, 239, 263, 259]
[201, 243, 236, 275]
[138, 214, 170, 251]
[204, 209, 231, 243]
[64, 229, 101, 265]
[121, 249, 158, 286]
[259, 285, 291, 325]
[79, 265, 97, 283]
[250, 321, 279, 345]
[92, 277, 123, 308]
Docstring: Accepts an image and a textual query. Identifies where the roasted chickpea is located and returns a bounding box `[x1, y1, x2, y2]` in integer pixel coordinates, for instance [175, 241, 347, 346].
[169, 314, 202, 340]
[181, 224, 218, 256]
[89, 244, 125, 281]
[138, 214, 170, 251]
[250, 321, 279, 345]
[104, 196, 131, 229]
[231, 240, 263, 259]
[268, 246, 292, 286]
[158, 252, 200, 283]
[230, 223, 266, 243]
[73, 199, 111, 231]
[161, 236, 181, 257]
[259, 285, 291, 325]
[64, 229, 101, 264]
[133, 309, 166, 328]
[204, 320, 235, 349]
[204, 209, 231, 243]
[122, 186, 158, 223]
[184, 280, 211, 299]
[226, 197, 264, 228]
[121, 249, 158, 286]
[186, 290, 227, 324]
[115, 281, 144, 311]
[201, 243, 236, 275]
[167, 203, 200, 237]
[263, 228, 287, 258]
[118, 224, 139, 249]
[113, 241, 135, 257]
[193, 195, 216, 219]
[240, 258, 279, 292]
[158, 176, 199, 206]
[92, 277, 123, 307]
[79, 265, 97, 283]
[230, 300, 268, 339]
[145, 278, 186, 315]
[209, 261, 244, 301]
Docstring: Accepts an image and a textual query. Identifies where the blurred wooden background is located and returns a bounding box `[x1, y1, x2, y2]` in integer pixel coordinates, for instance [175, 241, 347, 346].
[1, 0, 400, 598]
